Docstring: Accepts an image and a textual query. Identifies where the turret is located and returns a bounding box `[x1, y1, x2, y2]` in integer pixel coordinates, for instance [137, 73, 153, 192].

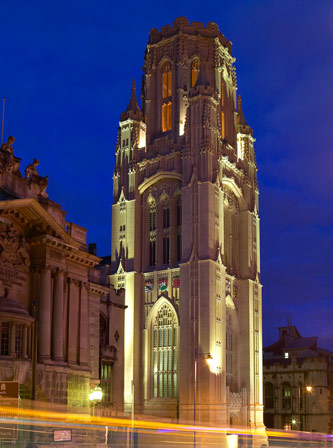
[114, 80, 146, 201]
[236, 95, 256, 164]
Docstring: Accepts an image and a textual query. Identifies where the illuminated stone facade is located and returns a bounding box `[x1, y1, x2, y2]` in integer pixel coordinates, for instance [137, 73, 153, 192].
[110, 17, 263, 426]
[0, 137, 125, 413]
[264, 325, 333, 433]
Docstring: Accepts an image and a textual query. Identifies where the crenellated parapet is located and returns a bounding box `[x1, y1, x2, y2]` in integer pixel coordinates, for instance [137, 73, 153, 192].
[148, 17, 231, 53]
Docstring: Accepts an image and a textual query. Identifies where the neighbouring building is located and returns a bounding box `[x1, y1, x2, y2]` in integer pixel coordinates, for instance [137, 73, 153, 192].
[0, 136, 125, 414]
[110, 17, 263, 427]
[263, 324, 333, 433]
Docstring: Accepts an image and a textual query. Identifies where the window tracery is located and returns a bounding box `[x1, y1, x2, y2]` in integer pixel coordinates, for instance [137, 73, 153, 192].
[221, 80, 226, 139]
[149, 200, 156, 266]
[162, 64, 172, 132]
[191, 59, 200, 87]
[176, 196, 182, 262]
[152, 303, 178, 398]
[163, 199, 170, 264]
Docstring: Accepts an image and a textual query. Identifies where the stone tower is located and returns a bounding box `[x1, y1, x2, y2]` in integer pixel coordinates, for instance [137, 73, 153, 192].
[110, 17, 263, 427]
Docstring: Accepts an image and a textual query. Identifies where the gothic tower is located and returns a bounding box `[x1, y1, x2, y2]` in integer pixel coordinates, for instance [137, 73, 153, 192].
[110, 17, 263, 427]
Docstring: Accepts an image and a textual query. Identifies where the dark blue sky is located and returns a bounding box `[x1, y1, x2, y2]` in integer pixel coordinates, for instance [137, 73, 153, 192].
[1, 0, 332, 349]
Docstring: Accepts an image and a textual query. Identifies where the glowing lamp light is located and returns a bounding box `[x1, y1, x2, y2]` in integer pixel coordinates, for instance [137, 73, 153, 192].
[306, 386, 313, 392]
[205, 353, 217, 372]
[89, 386, 103, 402]
[205, 354, 213, 365]
[291, 419, 297, 425]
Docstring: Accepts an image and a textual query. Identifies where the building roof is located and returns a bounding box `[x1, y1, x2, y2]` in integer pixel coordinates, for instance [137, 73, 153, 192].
[263, 325, 332, 361]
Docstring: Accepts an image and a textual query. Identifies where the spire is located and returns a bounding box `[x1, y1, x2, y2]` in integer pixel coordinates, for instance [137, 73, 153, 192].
[126, 80, 141, 113]
[120, 80, 143, 121]
[237, 95, 248, 126]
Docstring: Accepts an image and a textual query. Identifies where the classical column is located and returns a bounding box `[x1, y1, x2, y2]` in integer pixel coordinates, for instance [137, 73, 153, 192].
[9, 323, 16, 357]
[38, 266, 52, 360]
[67, 278, 79, 365]
[79, 282, 89, 366]
[22, 325, 28, 358]
[52, 269, 64, 361]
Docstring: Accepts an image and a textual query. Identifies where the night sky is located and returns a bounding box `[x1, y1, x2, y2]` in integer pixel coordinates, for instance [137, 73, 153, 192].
[1, 1, 332, 349]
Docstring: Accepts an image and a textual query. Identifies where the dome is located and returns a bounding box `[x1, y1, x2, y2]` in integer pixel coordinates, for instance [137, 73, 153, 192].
[0, 295, 30, 317]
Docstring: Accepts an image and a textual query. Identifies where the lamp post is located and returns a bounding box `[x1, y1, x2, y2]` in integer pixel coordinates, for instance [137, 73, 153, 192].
[294, 385, 313, 431]
[304, 385, 313, 431]
[194, 349, 213, 447]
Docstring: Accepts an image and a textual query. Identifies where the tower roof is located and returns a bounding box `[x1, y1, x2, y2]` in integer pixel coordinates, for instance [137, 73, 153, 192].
[120, 80, 143, 121]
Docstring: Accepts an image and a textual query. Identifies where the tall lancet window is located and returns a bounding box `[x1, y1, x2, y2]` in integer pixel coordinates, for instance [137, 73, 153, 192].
[226, 311, 233, 390]
[162, 63, 172, 132]
[221, 80, 226, 139]
[163, 199, 170, 265]
[149, 200, 156, 266]
[176, 196, 182, 262]
[191, 59, 200, 87]
[152, 303, 178, 398]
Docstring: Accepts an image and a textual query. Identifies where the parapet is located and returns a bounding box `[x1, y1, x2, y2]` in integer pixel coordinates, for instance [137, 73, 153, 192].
[148, 17, 232, 53]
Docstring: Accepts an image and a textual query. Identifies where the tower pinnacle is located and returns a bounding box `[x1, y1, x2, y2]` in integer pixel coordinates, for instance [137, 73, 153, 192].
[237, 95, 248, 126]
[121, 79, 142, 121]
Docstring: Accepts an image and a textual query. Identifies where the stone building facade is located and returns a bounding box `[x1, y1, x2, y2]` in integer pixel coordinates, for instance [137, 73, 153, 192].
[110, 17, 263, 427]
[0, 136, 125, 412]
[263, 324, 333, 433]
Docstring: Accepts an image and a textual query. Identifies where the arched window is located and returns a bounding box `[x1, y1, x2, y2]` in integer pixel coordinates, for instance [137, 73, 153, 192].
[282, 382, 291, 409]
[162, 63, 172, 99]
[162, 64, 172, 132]
[264, 382, 274, 409]
[221, 80, 226, 139]
[149, 202, 156, 231]
[176, 196, 182, 262]
[191, 59, 200, 87]
[152, 303, 178, 398]
[162, 199, 170, 265]
[163, 202, 170, 229]
[226, 313, 233, 389]
[149, 201, 156, 266]
[162, 103, 172, 132]
[223, 188, 240, 275]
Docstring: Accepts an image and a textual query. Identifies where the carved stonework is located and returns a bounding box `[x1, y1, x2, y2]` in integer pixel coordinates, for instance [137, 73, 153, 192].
[0, 220, 30, 269]
[0, 136, 21, 176]
[25, 158, 48, 196]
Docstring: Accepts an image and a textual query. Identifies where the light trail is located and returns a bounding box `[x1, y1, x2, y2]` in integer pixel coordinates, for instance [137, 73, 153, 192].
[0, 404, 332, 446]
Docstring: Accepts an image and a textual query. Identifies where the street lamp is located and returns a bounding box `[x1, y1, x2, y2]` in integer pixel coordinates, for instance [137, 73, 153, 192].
[194, 349, 213, 447]
[297, 385, 313, 431]
[89, 386, 103, 416]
